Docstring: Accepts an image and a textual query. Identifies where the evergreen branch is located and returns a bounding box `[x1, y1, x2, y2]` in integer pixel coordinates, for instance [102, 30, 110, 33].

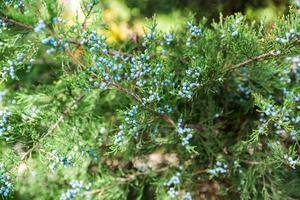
[67, 48, 177, 127]
[229, 38, 300, 71]
[20, 94, 85, 161]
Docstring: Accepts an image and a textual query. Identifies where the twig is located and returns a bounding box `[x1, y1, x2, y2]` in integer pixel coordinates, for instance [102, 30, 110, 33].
[228, 50, 281, 71]
[241, 160, 261, 165]
[228, 38, 300, 71]
[0, 15, 33, 30]
[81, 2, 96, 29]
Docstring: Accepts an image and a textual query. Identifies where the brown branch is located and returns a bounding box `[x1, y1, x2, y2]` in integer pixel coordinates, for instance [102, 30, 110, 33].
[228, 50, 281, 71]
[228, 38, 300, 71]
[0, 15, 33, 30]
[241, 160, 261, 165]
[20, 94, 85, 161]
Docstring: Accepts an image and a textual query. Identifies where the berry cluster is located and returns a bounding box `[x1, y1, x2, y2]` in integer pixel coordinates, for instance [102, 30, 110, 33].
[0, 108, 12, 137]
[60, 180, 91, 200]
[48, 151, 74, 171]
[42, 36, 69, 54]
[276, 29, 300, 44]
[82, 31, 108, 54]
[178, 68, 202, 99]
[165, 172, 181, 198]
[187, 21, 202, 37]
[34, 20, 46, 33]
[176, 119, 193, 146]
[4, 0, 24, 8]
[0, 19, 7, 32]
[0, 164, 12, 198]
[186, 21, 202, 46]
[207, 161, 228, 175]
[1, 53, 25, 80]
[162, 33, 174, 46]
[284, 155, 298, 169]
[182, 192, 193, 200]
[229, 16, 244, 37]
[52, 17, 66, 24]
[114, 125, 125, 145]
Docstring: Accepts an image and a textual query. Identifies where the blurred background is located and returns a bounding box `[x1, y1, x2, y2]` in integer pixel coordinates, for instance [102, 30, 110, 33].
[64, 0, 295, 42]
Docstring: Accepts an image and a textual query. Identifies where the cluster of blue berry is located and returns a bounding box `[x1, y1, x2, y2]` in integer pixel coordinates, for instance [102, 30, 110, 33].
[284, 155, 298, 169]
[165, 172, 193, 199]
[156, 104, 173, 115]
[142, 89, 161, 104]
[4, 0, 24, 8]
[0, 19, 7, 32]
[42, 36, 69, 54]
[182, 192, 193, 200]
[186, 21, 202, 46]
[176, 119, 193, 146]
[0, 108, 12, 138]
[257, 113, 267, 135]
[84, 31, 126, 89]
[114, 125, 125, 145]
[142, 24, 157, 47]
[48, 151, 73, 171]
[165, 172, 181, 198]
[60, 180, 91, 200]
[34, 20, 46, 33]
[237, 83, 251, 100]
[85, 30, 176, 115]
[263, 103, 279, 117]
[207, 161, 228, 175]
[260, 103, 285, 136]
[187, 21, 202, 37]
[287, 56, 300, 81]
[161, 33, 174, 46]
[129, 52, 151, 82]
[229, 17, 244, 37]
[124, 105, 140, 138]
[279, 68, 292, 84]
[0, 164, 12, 198]
[52, 17, 66, 24]
[258, 95, 299, 139]
[276, 29, 300, 44]
[1, 53, 25, 80]
[90, 55, 123, 89]
[282, 91, 300, 139]
[178, 68, 202, 99]
[82, 31, 108, 54]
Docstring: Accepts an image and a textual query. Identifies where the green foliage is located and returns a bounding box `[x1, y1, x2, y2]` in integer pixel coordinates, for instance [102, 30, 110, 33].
[0, 1, 300, 200]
